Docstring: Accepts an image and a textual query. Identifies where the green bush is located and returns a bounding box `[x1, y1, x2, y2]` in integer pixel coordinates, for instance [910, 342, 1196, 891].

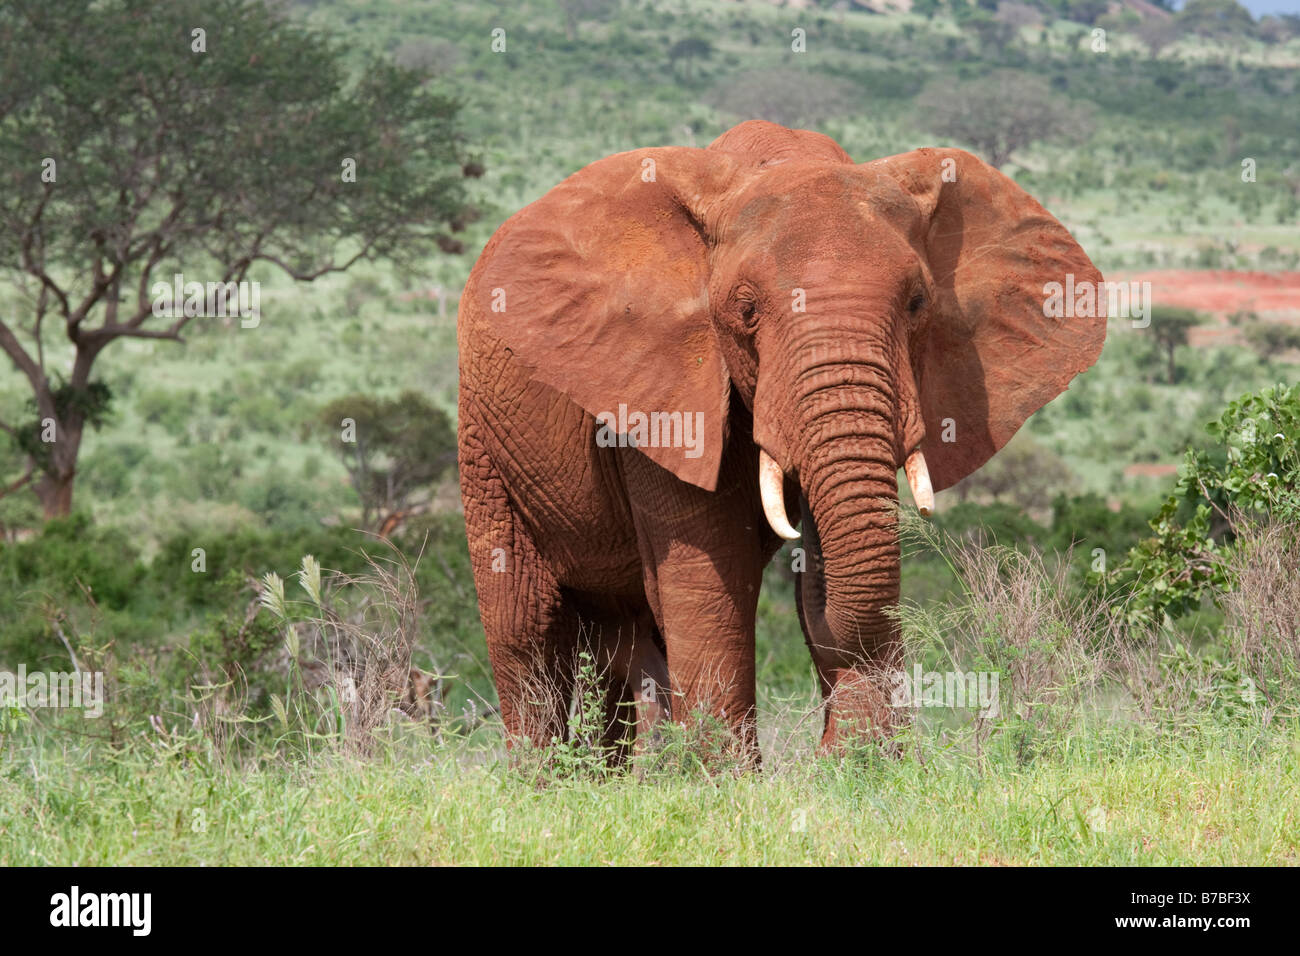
[0, 514, 144, 613]
[148, 524, 374, 612]
[1113, 383, 1300, 626]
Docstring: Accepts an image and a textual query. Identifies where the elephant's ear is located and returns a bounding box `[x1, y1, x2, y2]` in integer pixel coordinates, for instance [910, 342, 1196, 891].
[466, 147, 745, 492]
[708, 120, 853, 166]
[864, 148, 1107, 492]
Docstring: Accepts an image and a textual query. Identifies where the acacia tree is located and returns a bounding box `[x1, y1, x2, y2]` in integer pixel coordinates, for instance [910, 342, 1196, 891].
[668, 37, 714, 83]
[916, 70, 1090, 170]
[1178, 0, 1255, 39]
[1150, 307, 1203, 384]
[706, 68, 857, 129]
[1243, 321, 1300, 360]
[0, 0, 478, 518]
[319, 392, 457, 535]
[1138, 14, 1181, 59]
[951, 433, 1075, 513]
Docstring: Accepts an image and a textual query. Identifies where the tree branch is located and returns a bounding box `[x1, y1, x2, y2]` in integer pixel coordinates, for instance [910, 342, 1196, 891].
[0, 317, 47, 395]
[253, 230, 391, 281]
[0, 457, 34, 500]
[18, 186, 72, 321]
[97, 322, 188, 343]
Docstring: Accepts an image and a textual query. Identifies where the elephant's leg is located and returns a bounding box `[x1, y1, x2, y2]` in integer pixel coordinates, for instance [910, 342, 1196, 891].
[574, 601, 669, 764]
[461, 425, 577, 748]
[621, 447, 766, 762]
[794, 495, 903, 751]
[480, 549, 578, 748]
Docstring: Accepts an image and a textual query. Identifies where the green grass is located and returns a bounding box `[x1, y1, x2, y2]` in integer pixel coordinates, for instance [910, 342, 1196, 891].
[3, 721, 1296, 865]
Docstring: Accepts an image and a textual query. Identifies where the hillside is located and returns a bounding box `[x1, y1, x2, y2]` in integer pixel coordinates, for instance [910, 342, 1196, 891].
[3, 0, 1295, 539]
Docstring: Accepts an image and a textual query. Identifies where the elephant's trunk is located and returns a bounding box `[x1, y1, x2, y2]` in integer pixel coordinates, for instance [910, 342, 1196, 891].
[798, 408, 900, 651]
[760, 446, 931, 535]
[782, 335, 913, 746]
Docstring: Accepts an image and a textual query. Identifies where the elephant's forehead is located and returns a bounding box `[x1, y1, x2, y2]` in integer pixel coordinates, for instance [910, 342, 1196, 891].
[733, 166, 920, 248]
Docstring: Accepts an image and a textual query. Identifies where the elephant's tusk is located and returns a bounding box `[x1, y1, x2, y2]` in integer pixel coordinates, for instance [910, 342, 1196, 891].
[904, 449, 934, 517]
[758, 449, 800, 540]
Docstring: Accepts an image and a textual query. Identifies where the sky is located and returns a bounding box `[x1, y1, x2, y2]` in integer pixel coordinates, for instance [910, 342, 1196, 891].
[1243, 1, 1300, 13]
[1168, 0, 1300, 13]
[1214, 0, 1299, 14]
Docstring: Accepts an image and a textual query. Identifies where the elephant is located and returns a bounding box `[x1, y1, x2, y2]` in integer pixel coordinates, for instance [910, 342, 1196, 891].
[456, 120, 1106, 760]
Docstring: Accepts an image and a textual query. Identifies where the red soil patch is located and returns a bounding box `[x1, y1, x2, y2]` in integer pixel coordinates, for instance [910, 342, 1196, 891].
[1123, 463, 1180, 480]
[1111, 270, 1300, 348]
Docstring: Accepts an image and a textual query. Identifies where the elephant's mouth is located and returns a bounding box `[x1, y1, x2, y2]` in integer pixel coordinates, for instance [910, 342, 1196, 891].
[757, 445, 933, 539]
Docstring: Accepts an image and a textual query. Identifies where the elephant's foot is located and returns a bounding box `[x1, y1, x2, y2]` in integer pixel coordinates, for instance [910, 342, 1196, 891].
[817, 664, 908, 757]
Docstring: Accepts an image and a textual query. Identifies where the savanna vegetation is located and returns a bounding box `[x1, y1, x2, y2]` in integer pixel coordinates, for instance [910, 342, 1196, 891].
[1, 0, 1298, 865]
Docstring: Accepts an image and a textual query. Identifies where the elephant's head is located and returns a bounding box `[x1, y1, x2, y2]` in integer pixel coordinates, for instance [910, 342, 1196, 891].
[475, 121, 1105, 747]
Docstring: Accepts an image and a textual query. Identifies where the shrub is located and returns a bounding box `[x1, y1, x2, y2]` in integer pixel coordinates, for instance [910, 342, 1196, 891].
[149, 524, 372, 612]
[0, 514, 144, 613]
[896, 514, 1129, 764]
[1218, 516, 1300, 719]
[1112, 383, 1300, 626]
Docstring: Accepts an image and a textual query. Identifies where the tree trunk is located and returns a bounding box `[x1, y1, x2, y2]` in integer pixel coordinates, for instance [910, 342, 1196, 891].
[33, 406, 85, 520]
[34, 469, 75, 519]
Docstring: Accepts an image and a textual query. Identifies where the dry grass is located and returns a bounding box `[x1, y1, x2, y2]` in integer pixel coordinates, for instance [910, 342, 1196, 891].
[896, 513, 1130, 760]
[1220, 512, 1300, 721]
[178, 510, 1300, 777]
[239, 542, 432, 757]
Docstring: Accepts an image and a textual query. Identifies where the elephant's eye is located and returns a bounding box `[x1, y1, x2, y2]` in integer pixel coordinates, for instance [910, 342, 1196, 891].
[735, 292, 760, 331]
[907, 293, 926, 314]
